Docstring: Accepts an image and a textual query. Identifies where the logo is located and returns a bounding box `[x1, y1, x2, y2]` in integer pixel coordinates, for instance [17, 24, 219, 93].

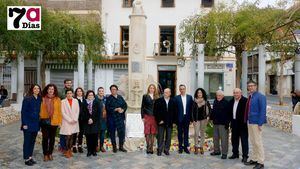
[7, 6, 41, 30]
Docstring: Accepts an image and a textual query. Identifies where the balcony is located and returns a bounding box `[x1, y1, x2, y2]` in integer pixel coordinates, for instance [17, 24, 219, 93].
[113, 41, 129, 56]
[153, 42, 184, 56]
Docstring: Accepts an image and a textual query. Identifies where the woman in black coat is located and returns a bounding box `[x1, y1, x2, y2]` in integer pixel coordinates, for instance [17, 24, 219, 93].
[82, 90, 102, 157]
[72, 87, 86, 153]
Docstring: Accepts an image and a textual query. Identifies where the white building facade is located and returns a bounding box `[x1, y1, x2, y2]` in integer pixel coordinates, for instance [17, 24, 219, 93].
[100, 0, 236, 98]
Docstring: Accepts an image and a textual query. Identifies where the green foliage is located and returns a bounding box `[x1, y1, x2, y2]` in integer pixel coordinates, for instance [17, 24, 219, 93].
[205, 121, 214, 138]
[179, 4, 288, 56]
[0, 0, 104, 63]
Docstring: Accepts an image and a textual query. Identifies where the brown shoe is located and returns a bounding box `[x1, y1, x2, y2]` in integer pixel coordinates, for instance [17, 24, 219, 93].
[43, 155, 49, 162]
[200, 147, 204, 155]
[100, 146, 106, 153]
[64, 150, 71, 158]
[194, 147, 199, 155]
[48, 154, 53, 161]
[69, 150, 73, 157]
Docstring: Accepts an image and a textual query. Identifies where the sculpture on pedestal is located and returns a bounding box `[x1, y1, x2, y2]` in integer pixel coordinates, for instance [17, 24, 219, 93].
[132, 0, 144, 15]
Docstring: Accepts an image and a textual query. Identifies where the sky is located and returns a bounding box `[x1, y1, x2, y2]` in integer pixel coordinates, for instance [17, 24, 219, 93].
[236, 0, 295, 8]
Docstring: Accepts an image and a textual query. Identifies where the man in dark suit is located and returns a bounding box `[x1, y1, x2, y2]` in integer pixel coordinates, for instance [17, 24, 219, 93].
[175, 84, 193, 154]
[154, 88, 177, 156]
[228, 88, 249, 163]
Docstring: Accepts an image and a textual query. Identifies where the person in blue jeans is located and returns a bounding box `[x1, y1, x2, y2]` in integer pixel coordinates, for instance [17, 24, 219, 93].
[21, 84, 42, 166]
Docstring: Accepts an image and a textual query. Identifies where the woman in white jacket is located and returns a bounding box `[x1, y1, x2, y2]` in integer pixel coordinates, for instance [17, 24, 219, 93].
[60, 89, 79, 158]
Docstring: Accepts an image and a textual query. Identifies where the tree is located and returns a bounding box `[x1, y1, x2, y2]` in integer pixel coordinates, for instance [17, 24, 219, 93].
[0, 0, 105, 88]
[265, 3, 300, 105]
[179, 2, 286, 88]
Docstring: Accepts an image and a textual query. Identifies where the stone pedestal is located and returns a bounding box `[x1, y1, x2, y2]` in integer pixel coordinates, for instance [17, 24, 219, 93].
[242, 51, 248, 96]
[197, 44, 205, 88]
[292, 115, 300, 137]
[10, 60, 17, 100]
[17, 53, 24, 104]
[37, 51, 42, 86]
[77, 44, 85, 89]
[258, 45, 266, 94]
[87, 60, 93, 90]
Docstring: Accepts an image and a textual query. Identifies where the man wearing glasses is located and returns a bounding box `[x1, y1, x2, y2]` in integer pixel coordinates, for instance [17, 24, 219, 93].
[244, 81, 266, 169]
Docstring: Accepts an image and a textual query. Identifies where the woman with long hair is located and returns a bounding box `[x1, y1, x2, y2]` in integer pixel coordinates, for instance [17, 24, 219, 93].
[21, 84, 42, 166]
[191, 88, 211, 155]
[72, 87, 86, 153]
[40, 84, 62, 162]
[141, 84, 159, 154]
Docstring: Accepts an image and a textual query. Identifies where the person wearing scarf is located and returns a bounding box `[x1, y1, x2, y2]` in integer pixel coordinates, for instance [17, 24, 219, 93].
[39, 84, 62, 162]
[82, 90, 102, 157]
[191, 88, 211, 155]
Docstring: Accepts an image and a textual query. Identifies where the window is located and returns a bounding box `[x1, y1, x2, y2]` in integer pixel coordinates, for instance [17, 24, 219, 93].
[123, 0, 133, 8]
[120, 26, 129, 55]
[161, 0, 175, 7]
[159, 26, 176, 55]
[201, 0, 214, 8]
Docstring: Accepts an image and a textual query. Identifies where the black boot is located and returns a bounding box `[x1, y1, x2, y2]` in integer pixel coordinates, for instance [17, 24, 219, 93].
[78, 146, 83, 153]
[113, 144, 118, 153]
[119, 144, 127, 153]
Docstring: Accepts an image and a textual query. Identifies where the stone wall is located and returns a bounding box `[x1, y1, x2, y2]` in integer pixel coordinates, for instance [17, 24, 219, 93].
[0, 106, 20, 126]
[267, 108, 292, 133]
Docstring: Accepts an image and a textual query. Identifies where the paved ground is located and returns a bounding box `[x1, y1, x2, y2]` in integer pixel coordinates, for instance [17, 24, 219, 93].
[0, 122, 300, 169]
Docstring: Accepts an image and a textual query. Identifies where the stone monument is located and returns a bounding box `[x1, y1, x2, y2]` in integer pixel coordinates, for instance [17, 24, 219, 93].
[127, 0, 147, 112]
[124, 0, 147, 140]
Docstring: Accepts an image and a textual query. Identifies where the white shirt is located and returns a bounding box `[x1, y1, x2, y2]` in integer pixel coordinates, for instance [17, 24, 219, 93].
[181, 95, 187, 115]
[164, 97, 170, 110]
[149, 93, 154, 100]
[233, 99, 239, 119]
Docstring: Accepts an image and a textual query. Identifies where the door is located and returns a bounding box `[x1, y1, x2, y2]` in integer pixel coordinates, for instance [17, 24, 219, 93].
[158, 70, 176, 97]
[24, 68, 37, 94]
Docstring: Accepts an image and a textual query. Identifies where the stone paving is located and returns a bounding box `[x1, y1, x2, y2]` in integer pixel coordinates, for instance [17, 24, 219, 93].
[0, 122, 300, 169]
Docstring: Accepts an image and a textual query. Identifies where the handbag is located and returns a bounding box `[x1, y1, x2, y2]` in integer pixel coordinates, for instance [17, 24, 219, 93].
[40, 118, 51, 126]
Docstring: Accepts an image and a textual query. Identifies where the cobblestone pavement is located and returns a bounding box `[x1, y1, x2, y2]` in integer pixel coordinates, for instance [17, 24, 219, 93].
[0, 122, 300, 169]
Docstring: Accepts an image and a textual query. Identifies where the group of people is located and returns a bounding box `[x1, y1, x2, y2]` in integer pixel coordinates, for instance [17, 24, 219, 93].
[141, 81, 266, 169]
[21, 79, 266, 169]
[21, 79, 127, 166]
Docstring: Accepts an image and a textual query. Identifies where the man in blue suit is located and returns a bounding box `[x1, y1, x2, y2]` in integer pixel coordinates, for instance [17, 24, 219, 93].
[244, 81, 266, 169]
[175, 84, 193, 154]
